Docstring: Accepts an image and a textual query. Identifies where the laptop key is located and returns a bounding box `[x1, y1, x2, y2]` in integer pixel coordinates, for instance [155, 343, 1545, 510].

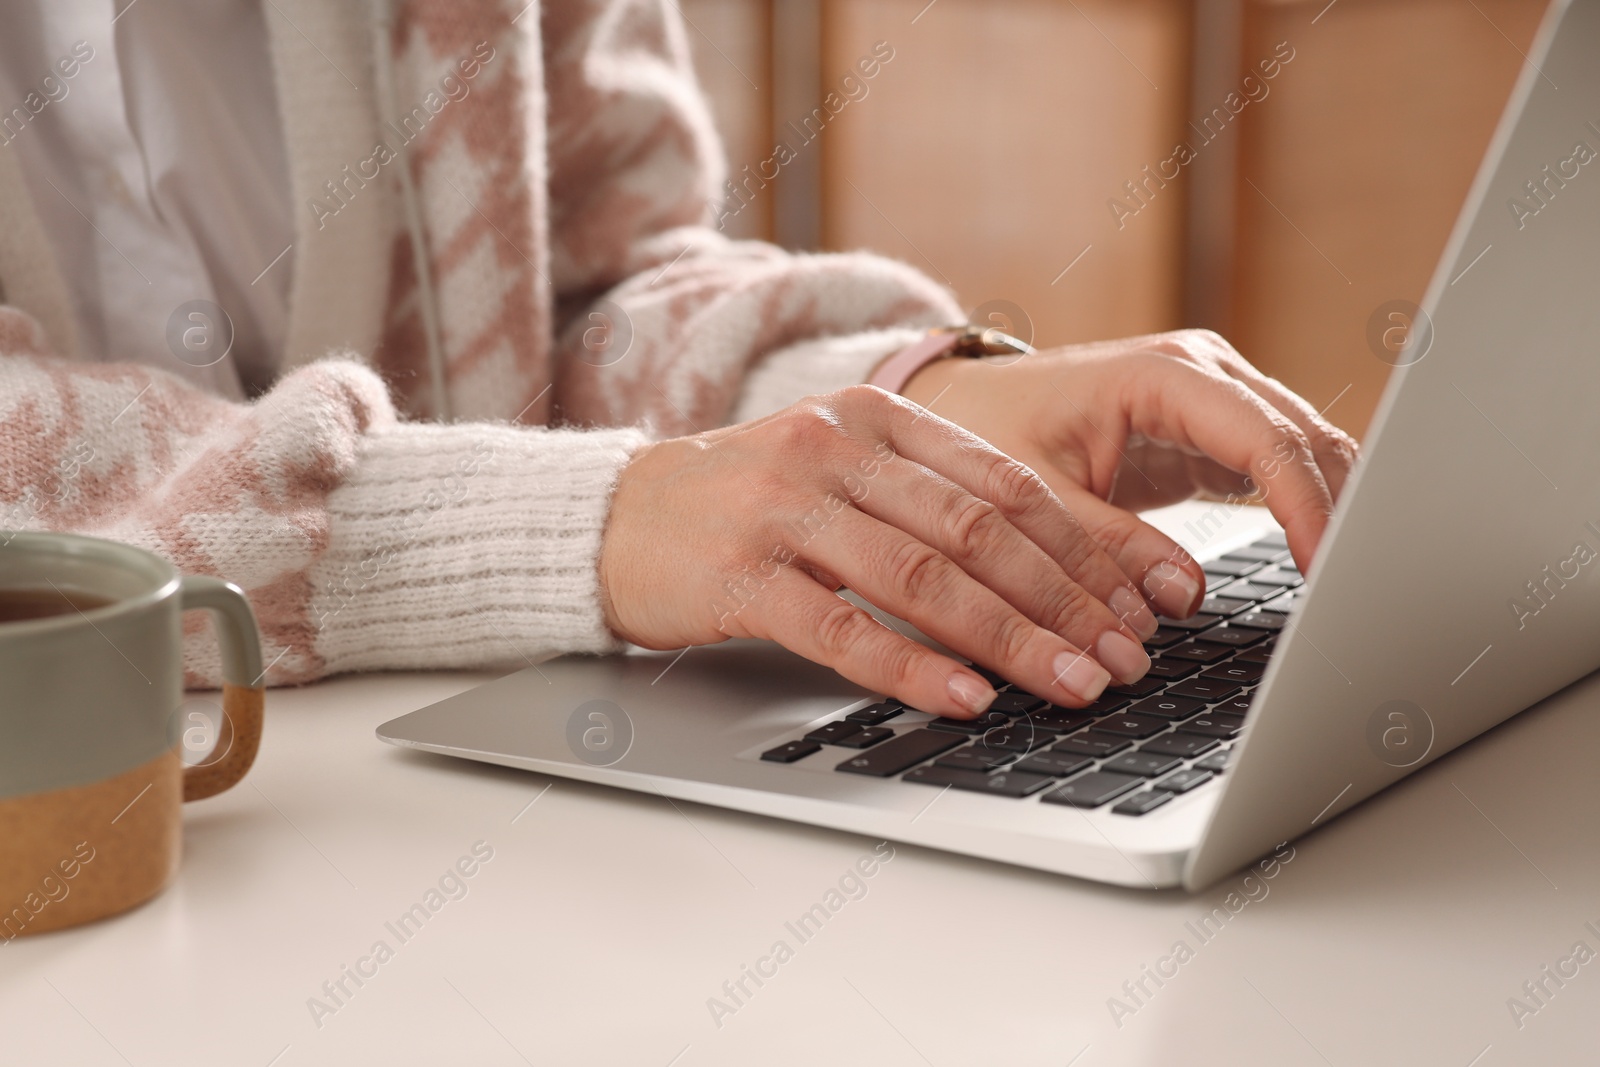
[1030, 710, 1097, 733]
[1103, 751, 1185, 778]
[1040, 772, 1145, 808]
[1192, 747, 1233, 774]
[1164, 641, 1232, 664]
[1154, 613, 1222, 632]
[1108, 677, 1167, 698]
[928, 710, 1013, 734]
[988, 691, 1048, 716]
[846, 702, 904, 726]
[1202, 661, 1267, 684]
[1145, 657, 1202, 680]
[805, 721, 863, 744]
[1231, 611, 1286, 631]
[1094, 713, 1170, 739]
[935, 747, 1016, 771]
[1258, 593, 1298, 614]
[1166, 678, 1241, 702]
[1052, 731, 1133, 758]
[1236, 647, 1275, 665]
[1254, 530, 1289, 548]
[836, 729, 965, 777]
[1197, 626, 1266, 648]
[1143, 626, 1190, 649]
[903, 765, 1056, 797]
[1112, 790, 1175, 816]
[1155, 768, 1215, 794]
[761, 740, 821, 763]
[1223, 545, 1290, 564]
[1250, 567, 1302, 588]
[1213, 696, 1255, 716]
[1127, 696, 1206, 720]
[1199, 595, 1253, 617]
[1214, 580, 1279, 602]
[1011, 751, 1096, 778]
[1139, 733, 1219, 759]
[1078, 695, 1132, 716]
[1175, 714, 1243, 740]
[834, 726, 894, 749]
[974, 727, 1053, 753]
[1203, 557, 1264, 577]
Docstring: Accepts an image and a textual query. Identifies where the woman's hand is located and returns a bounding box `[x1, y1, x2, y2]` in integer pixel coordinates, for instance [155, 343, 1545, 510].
[900, 329, 1359, 598]
[598, 386, 1167, 718]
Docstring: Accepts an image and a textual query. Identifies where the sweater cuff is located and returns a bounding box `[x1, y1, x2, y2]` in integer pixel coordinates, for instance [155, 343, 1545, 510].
[731, 327, 928, 424]
[308, 421, 650, 674]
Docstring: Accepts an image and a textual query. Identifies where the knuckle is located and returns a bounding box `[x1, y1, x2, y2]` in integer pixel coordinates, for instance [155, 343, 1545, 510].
[1315, 424, 1361, 465]
[886, 540, 952, 602]
[1056, 514, 1101, 571]
[771, 403, 843, 452]
[983, 455, 1050, 515]
[1180, 327, 1235, 354]
[1157, 328, 1241, 367]
[1263, 424, 1318, 481]
[945, 496, 1006, 560]
[1279, 421, 1315, 457]
[1083, 517, 1138, 562]
[1302, 422, 1341, 455]
[837, 382, 892, 406]
[990, 610, 1041, 668]
[880, 640, 928, 695]
[813, 600, 876, 657]
[834, 382, 900, 420]
[1037, 579, 1098, 637]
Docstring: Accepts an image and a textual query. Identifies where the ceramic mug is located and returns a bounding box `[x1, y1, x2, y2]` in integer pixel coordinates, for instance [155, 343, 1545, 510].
[0, 531, 264, 939]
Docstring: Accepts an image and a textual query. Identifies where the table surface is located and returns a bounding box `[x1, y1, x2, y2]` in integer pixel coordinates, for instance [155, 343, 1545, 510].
[4, 502, 1598, 1067]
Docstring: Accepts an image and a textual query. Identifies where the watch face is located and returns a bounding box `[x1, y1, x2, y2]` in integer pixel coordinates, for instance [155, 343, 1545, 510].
[969, 299, 1034, 353]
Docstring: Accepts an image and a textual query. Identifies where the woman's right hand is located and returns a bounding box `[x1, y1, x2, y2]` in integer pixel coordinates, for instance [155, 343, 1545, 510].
[598, 386, 1199, 718]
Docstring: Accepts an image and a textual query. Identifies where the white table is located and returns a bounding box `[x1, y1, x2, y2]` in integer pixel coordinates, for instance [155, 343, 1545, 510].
[5, 504, 1598, 1066]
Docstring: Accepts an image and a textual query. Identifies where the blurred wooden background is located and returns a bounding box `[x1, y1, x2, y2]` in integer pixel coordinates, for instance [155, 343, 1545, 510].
[679, 0, 1549, 437]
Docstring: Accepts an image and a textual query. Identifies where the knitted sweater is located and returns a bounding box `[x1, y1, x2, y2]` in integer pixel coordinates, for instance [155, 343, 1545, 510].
[0, 0, 960, 686]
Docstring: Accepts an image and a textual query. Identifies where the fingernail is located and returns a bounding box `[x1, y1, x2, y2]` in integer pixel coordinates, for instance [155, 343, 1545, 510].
[946, 671, 997, 715]
[1147, 567, 1202, 617]
[1052, 650, 1112, 703]
[1109, 586, 1158, 639]
[1095, 631, 1151, 685]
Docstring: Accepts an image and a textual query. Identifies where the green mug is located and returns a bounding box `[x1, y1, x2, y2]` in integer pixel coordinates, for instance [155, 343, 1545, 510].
[0, 531, 265, 939]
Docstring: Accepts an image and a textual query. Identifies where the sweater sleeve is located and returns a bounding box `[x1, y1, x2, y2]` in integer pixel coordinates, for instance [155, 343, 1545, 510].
[542, 0, 962, 434]
[0, 308, 647, 687]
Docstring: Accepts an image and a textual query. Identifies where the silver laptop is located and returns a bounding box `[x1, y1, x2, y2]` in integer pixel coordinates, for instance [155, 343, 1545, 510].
[379, 0, 1600, 890]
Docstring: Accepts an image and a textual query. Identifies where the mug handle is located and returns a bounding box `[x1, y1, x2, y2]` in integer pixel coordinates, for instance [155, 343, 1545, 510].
[177, 576, 266, 802]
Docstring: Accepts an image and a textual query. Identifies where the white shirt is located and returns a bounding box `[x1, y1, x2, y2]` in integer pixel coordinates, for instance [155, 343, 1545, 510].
[0, 0, 294, 399]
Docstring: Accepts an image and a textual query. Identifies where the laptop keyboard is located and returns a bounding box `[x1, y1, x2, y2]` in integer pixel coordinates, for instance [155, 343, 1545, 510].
[759, 531, 1299, 817]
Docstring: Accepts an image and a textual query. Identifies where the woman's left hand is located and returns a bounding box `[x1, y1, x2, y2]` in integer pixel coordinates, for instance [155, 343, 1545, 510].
[899, 328, 1360, 617]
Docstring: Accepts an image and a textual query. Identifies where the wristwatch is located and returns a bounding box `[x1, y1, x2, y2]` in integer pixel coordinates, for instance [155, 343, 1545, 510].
[869, 324, 1035, 395]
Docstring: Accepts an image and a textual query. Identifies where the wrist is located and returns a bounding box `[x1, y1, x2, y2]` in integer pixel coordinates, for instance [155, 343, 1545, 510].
[598, 440, 653, 644]
[900, 355, 970, 408]
[869, 325, 1034, 405]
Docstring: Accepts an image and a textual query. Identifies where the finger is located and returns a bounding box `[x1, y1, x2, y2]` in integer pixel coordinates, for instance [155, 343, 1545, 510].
[801, 506, 1134, 702]
[1054, 484, 1208, 618]
[1206, 349, 1361, 502]
[846, 387, 1152, 634]
[725, 566, 999, 717]
[850, 454, 1158, 642]
[1136, 358, 1334, 573]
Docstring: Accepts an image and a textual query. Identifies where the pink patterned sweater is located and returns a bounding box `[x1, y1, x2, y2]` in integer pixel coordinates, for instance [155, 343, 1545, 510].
[0, 0, 959, 686]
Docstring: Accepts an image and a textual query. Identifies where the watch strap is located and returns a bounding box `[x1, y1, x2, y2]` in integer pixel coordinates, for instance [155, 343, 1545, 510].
[868, 325, 1035, 395]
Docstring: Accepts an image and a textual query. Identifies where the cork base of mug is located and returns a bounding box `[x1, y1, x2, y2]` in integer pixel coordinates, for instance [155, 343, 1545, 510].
[0, 750, 180, 940]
